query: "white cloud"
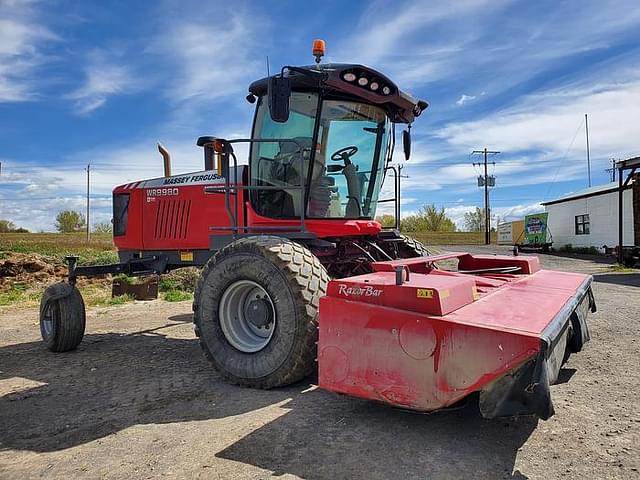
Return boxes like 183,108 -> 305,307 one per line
456,94 -> 476,106
0,119 -> 257,231
437,77 -> 640,161
0,194 -> 113,232
152,11 -> 264,105
67,50 -> 141,114
0,0 -> 57,102
335,0 -> 640,100
334,0 -> 499,88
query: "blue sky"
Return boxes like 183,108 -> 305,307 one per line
1,0 -> 639,231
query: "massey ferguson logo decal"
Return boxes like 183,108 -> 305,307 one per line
162,173 -> 222,185
337,284 -> 383,297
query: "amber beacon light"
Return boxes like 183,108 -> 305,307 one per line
312,39 -> 326,63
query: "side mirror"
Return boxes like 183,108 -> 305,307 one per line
268,75 -> 291,123
402,129 -> 411,160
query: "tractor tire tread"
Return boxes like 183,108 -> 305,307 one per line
193,235 -> 329,389
398,234 -> 430,257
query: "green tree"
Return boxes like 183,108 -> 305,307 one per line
417,204 -> 457,232
0,220 -> 27,233
0,219 -> 16,233
55,210 -> 86,233
375,214 -> 396,228
399,204 -> 457,232
93,222 -> 113,234
463,207 -> 485,232
400,215 -> 422,232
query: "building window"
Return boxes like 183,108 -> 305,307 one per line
575,214 -> 590,235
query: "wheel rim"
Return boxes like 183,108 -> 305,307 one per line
41,301 -> 56,337
219,280 -> 276,353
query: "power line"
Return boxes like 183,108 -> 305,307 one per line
543,118 -> 585,200
0,194 -> 110,202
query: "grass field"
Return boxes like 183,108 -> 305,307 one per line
409,231 -> 498,245
0,232 -> 117,264
0,230 -> 496,259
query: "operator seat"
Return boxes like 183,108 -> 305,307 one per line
261,137 -> 333,218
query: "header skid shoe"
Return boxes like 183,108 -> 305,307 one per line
318,252 -> 595,419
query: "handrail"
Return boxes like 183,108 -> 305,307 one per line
204,138 -> 308,236
377,165 -> 400,230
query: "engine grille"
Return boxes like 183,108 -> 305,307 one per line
154,199 -> 191,239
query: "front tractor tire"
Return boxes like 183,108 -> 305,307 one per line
193,236 -> 329,388
39,282 -> 86,352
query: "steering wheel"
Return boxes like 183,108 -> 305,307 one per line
330,146 -> 358,165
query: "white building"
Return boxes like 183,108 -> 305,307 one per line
541,180 -> 638,251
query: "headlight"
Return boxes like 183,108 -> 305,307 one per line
370,82 -> 379,91
358,77 -> 369,86
343,72 -> 356,82
382,86 -> 391,95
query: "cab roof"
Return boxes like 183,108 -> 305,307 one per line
248,63 -> 428,124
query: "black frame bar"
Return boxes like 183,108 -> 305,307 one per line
616,156 -> 640,263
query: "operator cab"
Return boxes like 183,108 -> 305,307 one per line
246,59 -> 428,223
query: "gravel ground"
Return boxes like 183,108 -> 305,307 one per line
0,246 -> 638,479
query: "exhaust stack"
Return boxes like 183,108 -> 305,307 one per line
158,142 -> 171,177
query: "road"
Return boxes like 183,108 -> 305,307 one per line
1,247 -> 638,479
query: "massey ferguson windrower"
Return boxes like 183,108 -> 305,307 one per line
40,41 -> 595,419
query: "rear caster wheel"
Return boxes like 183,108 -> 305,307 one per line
40,282 -> 86,352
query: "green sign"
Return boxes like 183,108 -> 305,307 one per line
524,213 -> 548,245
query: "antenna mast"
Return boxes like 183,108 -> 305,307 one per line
585,113 -> 591,187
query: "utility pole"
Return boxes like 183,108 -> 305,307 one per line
472,148 -> 499,245
585,113 -> 591,187
86,164 -> 90,242
606,158 -> 617,183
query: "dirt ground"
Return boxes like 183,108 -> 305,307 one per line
1,246 -> 638,479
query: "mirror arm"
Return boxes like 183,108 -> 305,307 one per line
281,65 -> 328,83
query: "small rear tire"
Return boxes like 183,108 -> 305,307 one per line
40,282 -> 86,352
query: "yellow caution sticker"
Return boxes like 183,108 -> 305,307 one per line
180,251 -> 194,262
416,288 -> 434,299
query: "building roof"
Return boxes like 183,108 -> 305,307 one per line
541,182 -> 622,206
616,155 -> 640,170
